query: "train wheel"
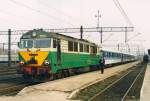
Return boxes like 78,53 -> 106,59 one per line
56,70 -> 63,79
46,73 -> 50,78
90,66 -> 96,71
66,69 -> 70,77
61,70 -> 65,78
22,73 -> 34,82
38,73 -> 47,81
64,69 -> 70,77
49,73 -> 56,80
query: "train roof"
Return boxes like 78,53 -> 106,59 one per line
102,48 -> 135,56
21,29 -> 98,46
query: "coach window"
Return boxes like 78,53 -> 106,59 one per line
108,52 -> 111,57
106,52 -> 108,57
80,43 -> 83,52
115,53 -> 117,58
119,54 -> 121,57
103,51 -> 106,57
111,53 -> 113,57
68,41 -> 73,51
116,53 -> 118,57
53,39 -> 57,48
74,42 -> 78,52
112,53 -> 114,57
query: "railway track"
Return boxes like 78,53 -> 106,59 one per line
88,63 -> 147,101
0,66 -> 18,76
0,76 -> 24,96
0,83 -> 28,96
0,77 -> 38,96
0,61 -> 137,96
0,82 -> 39,96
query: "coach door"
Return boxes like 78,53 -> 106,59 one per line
57,39 -> 61,65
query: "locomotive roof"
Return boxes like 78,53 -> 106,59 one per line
21,29 -> 98,46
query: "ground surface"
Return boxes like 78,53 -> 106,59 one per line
140,63 -> 150,101
0,61 -> 139,101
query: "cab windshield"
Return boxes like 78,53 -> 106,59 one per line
20,38 -> 51,48
34,39 -> 51,48
20,39 -> 33,48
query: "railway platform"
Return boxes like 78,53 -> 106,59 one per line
140,63 -> 150,101
0,61 -> 140,101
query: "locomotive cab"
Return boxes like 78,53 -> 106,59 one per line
18,29 -> 53,80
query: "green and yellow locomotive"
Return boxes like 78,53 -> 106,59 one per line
18,29 -> 100,81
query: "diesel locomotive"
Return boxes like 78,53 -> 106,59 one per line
18,29 -> 135,81
18,29 -> 100,81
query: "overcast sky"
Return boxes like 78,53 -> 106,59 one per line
0,0 -> 149,53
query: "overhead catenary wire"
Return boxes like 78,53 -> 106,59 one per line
36,0 -> 80,25
127,33 -> 142,42
112,0 -> 143,48
8,0 -> 76,27
0,7 -> 34,29
0,8 -> 34,23
0,9 -> 35,28
0,26 -> 133,35
102,33 -> 114,43
112,0 -> 133,26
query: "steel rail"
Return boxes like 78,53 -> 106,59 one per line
0,83 -> 27,92
121,68 -> 144,101
0,82 -> 33,96
88,68 -> 135,101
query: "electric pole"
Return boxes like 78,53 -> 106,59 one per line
95,10 -> 102,44
95,10 -> 101,28
80,25 -> 83,39
125,27 -> 127,43
8,29 -> 11,67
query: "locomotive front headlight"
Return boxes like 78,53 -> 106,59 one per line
19,61 -> 24,65
32,32 -> 37,37
44,60 -> 50,65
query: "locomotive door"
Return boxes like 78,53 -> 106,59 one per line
57,39 -> 61,65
